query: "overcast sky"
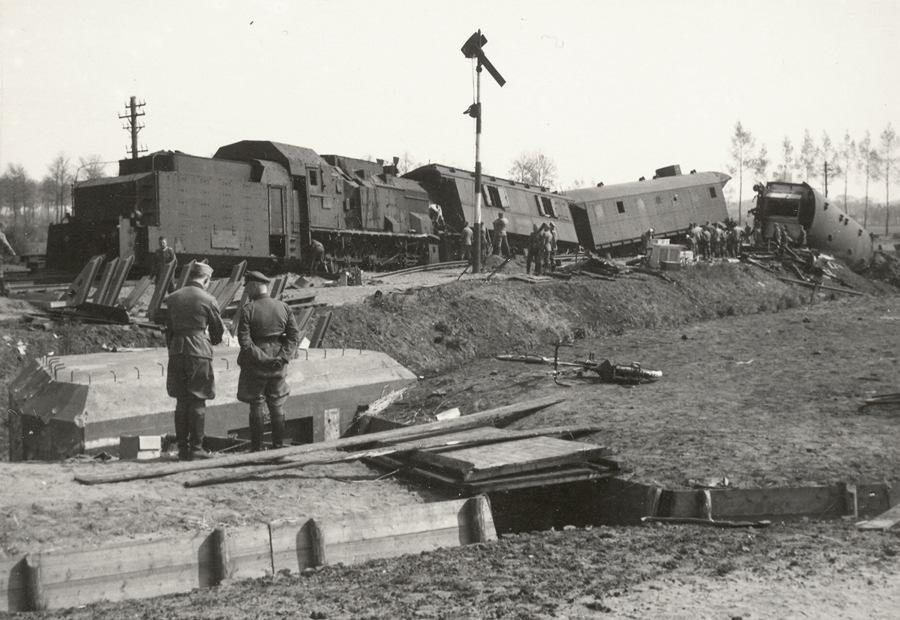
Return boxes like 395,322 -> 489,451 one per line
1,0 -> 898,201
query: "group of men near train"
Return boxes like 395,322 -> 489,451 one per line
684,219 -> 808,260
458,215 -> 559,274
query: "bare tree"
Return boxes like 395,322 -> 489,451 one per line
778,136 -> 795,181
881,123 -> 896,236
837,131 -> 856,209
77,155 -> 108,181
820,131 -> 841,196
508,151 -> 557,189
726,121 -> 761,225
798,129 -> 821,184
44,153 -> 73,222
857,131 -> 882,229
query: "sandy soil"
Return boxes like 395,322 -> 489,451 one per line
2,258 -> 900,618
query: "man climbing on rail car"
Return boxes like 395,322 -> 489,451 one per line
460,222 -> 473,263
165,262 -> 225,460
548,222 -> 559,272
308,239 -> 325,276
236,271 -> 301,451
493,213 -> 510,258
0,222 -> 17,296
153,236 -> 178,294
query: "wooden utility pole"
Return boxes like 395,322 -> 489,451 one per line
119,96 -> 147,159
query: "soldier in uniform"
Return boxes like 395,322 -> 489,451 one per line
237,271 -> 301,451
165,262 -> 225,460
153,236 -> 178,294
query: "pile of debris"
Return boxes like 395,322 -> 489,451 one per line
741,247 -> 864,297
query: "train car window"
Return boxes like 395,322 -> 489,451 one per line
708,187 -> 717,198
534,195 -> 547,216
498,187 -> 511,208
673,194 -> 679,202
482,186 -> 494,207
616,200 -> 625,214
488,186 -> 504,208
308,168 -> 319,187
541,196 -> 556,217
655,195 -> 662,205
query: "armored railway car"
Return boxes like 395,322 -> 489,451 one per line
751,181 -> 874,271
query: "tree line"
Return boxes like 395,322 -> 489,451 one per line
728,121 -> 898,234
0,153 -> 107,250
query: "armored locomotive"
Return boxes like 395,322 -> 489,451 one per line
48,141 -> 438,273
751,181 -> 874,271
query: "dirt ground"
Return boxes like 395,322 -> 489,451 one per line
3,257 -> 900,618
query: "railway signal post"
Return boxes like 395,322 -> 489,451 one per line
461,30 -> 505,273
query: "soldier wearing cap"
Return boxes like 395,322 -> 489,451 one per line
237,270 -> 301,451
165,261 -> 225,460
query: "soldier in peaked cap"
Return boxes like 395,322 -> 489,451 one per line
165,261 -> 225,460
237,270 -> 301,451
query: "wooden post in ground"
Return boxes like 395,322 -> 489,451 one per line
307,519 -> 327,568
210,527 -> 231,585
24,553 -> 45,611
467,495 -> 497,543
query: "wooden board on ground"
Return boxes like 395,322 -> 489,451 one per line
0,557 -> 27,612
318,496 -> 495,567
856,503 -> 900,531
409,435 -> 608,481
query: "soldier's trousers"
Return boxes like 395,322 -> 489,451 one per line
174,396 -> 206,458
249,400 -> 286,451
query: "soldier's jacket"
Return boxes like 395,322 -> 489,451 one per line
165,282 -> 225,358
237,295 -> 301,376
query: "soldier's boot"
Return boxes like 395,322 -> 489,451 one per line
249,403 -> 265,451
269,405 -> 285,449
174,400 -> 191,460
189,399 -> 210,459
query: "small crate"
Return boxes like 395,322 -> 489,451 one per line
119,435 -> 163,460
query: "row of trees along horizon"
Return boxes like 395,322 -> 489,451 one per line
727,122 -> 898,235
1,122 -> 898,254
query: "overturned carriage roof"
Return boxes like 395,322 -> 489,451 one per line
214,140 -> 326,176
564,171 -> 731,203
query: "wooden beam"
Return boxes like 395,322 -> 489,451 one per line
74,396 -> 566,484
183,425 -> 600,488
856,503 -> 900,531
24,554 -> 45,612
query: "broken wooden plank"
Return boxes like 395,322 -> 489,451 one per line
856,503 -> 900,531
121,276 -> 152,312
308,311 -> 332,348
776,276 -> 864,296
183,425 -> 601,488
91,258 -> 119,304
64,255 -> 104,307
74,396 -> 566,484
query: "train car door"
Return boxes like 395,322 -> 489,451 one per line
268,185 -> 287,257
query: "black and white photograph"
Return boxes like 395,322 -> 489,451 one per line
0,1 -> 899,617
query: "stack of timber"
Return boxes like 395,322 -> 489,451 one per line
36,255 -> 136,324
366,428 -> 619,494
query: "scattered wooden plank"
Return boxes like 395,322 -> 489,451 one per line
183,425 -> 601,488
74,396 -> 566,484
776,276 -> 864,296
319,496 -> 495,566
121,276 -> 152,311
91,258 -> 118,304
856,503 -> 900,531
410,436 -> 608,482
64,255 -> 104,307
146,260 -> 177,322
308,311 -> 333,348
0,557 -> 28,613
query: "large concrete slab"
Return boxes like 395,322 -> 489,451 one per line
9,347 -> 417,460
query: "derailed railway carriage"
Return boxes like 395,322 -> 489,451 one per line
752,181 -> 874,271
564,167 -> 731,254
